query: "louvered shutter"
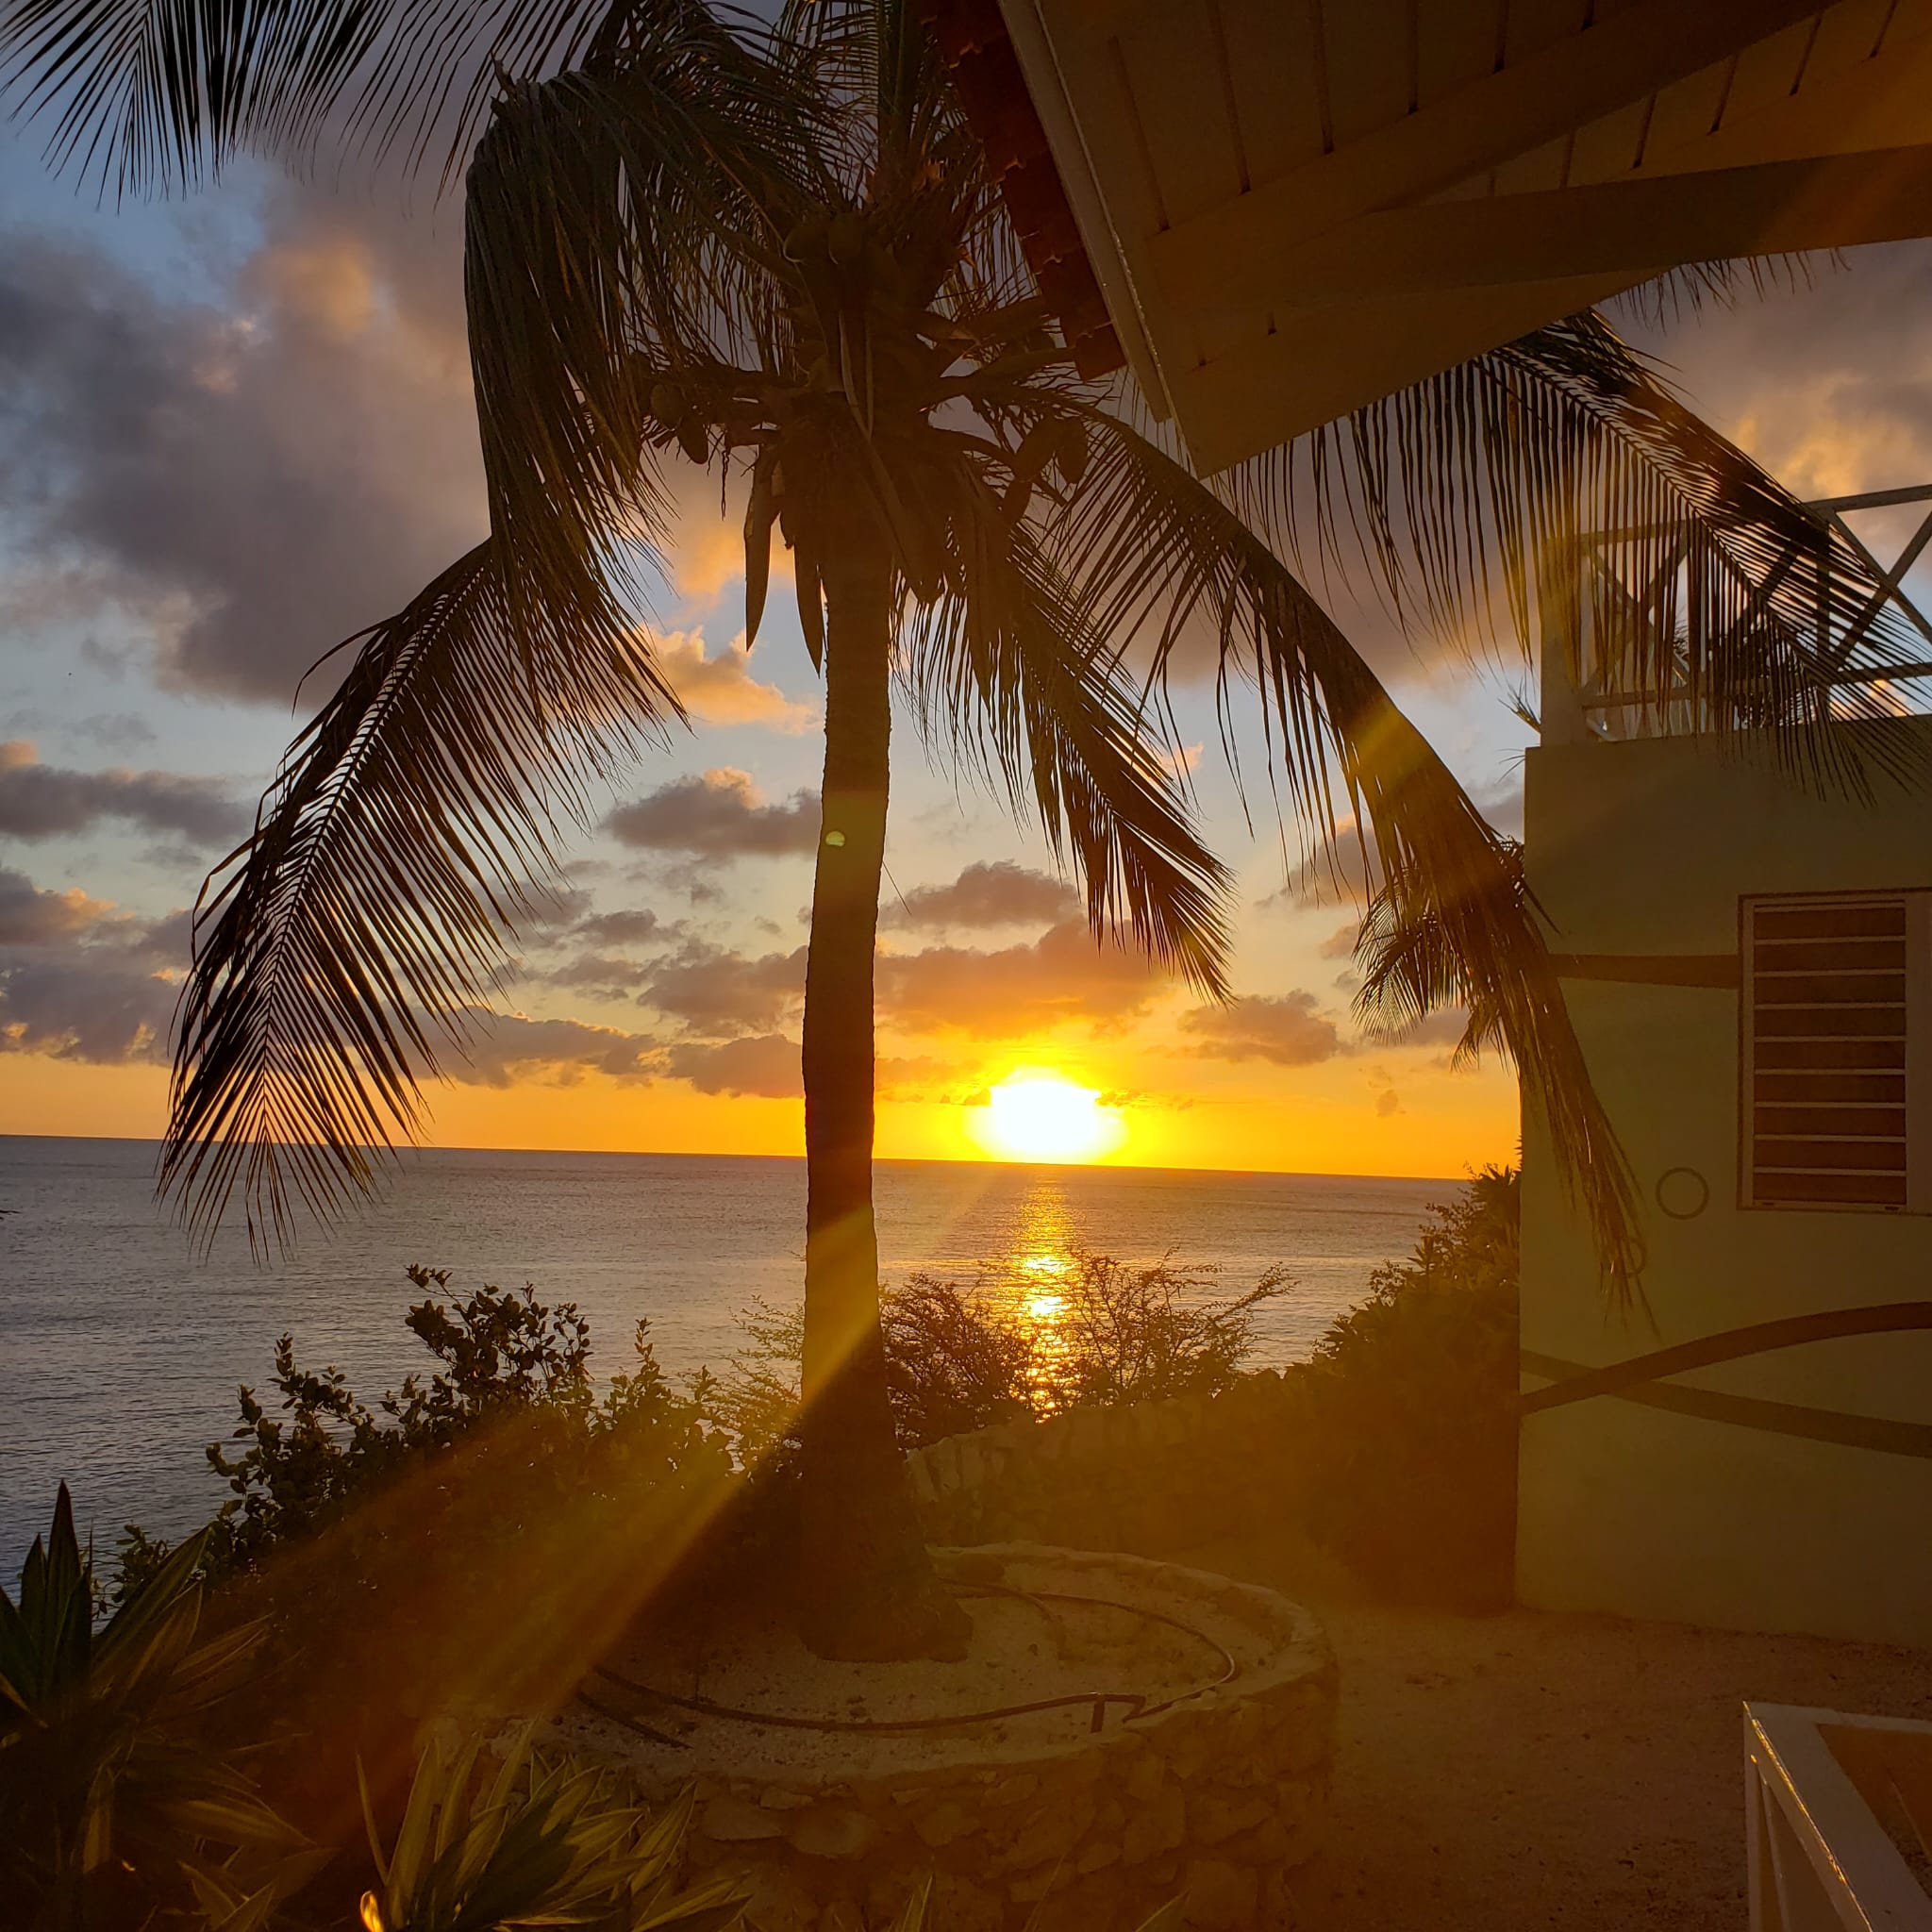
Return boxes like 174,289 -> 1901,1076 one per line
1742,893 -> 1932,1211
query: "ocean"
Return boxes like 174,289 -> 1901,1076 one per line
0,1136 -> 1453,1575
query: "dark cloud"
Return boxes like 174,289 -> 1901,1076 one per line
443,1012 -> 659,1088
883,860 -> 1078,931
537,953 -> 647,1001
0,866 -> 113,945
0,869 -> 186,1062
575,908 -> 665,946
0,184 -> 484,701
605,769 -> 818,859
664,1033 -> 802,1099
1176,991 -> 1341,1067
876,919 -> 1163,1037
641,940 -> 805,1038
1362,1005 -> 1471,1051
0,741 -> 247,844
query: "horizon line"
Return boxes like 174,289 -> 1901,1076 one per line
0,1128 -> 1467,1188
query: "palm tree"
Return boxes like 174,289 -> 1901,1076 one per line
3,0 -> 1910,1657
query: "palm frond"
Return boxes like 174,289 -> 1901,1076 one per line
1038,408 -> 1643,1299
895,440 -> 1233,997
460,36 -> 825,631
1221,309 -> 1924,793
160,540 -> 675,1250
0,0 -> 796,192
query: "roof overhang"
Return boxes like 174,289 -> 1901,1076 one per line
958,0 -> 1932,472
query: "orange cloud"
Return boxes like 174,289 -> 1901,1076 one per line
650,629 -> 816,734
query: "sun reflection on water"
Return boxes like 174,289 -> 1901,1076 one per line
1001,1185 -> 1081,1397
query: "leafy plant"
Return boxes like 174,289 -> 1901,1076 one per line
357,1724 -> 743,1932
0,1486 -> 317,1931
119,1271 -> 731,1595
1298,1166 -> 1521,1608
1029,1256 -> 1290,1411
708,1257 -> 1287,1455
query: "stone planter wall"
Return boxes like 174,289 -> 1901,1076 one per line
661,1546 -> 1336,1932
903,1374 -> 1306,1557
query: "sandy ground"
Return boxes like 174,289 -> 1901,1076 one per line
1182,1528 -> 1932,1930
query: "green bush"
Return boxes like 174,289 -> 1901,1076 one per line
1295,1165 -> 1520,1609
118,1268 -> 734,1597
1,1486 -> 320,1931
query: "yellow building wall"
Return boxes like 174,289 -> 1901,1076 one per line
1518,721 -> 1932,1647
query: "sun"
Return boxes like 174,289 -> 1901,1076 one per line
967,1071 -> 1126,1164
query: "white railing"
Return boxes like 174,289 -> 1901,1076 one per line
1540,485 -> 1932,745
1745,1703 -> 1932,1931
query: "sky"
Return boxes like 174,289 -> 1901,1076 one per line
5,122 -> 1932,1180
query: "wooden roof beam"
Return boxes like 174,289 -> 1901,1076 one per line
1170,146 -> 1932,316
1148,0 -> 1824,302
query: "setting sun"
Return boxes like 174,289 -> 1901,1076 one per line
967,1071 -> 1126,1164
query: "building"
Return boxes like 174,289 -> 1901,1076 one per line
1516,494 -> 1932,1646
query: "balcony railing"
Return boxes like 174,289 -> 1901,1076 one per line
1540,485 -> 1932,745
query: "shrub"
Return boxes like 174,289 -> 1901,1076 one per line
1295,1164 -> 1520,1608
708,1255 -> 1289,1455
356,1722 -> 742,1932
1,1486 -> 319,1930
1029,1254 -> 1289,1411
118,1268 -> 731,1595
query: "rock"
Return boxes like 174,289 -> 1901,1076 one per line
1122,1780 -> 1186,1865
992,1790 -> 1093,1872
786,1807 -> 878,1860
1124,1750 -> 1169,1807
1074,1838 -> 1123,1874
912,1799 -> 978,1850
702,1795 -> 787,1842
1182,1857 -> 1258,1930
741,1868 -> 822,1932
983,1773 -> 1040,1808
758,1788 -> 814,1810
1186,1790 -> 1273,1847
928,1872 -> 1003,1932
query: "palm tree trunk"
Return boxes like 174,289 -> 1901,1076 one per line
796,523 -> 972,1663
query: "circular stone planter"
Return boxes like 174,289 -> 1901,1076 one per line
562,1544 -> 1335,1932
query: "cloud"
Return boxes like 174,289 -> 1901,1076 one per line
536,953 -> 648,1001
1264,825 -> 1381,911
0,867 -> 115,945
651,629 -> 816,733
605,769 -> 818,859
641,940 -> 805,1038
1176,991 -> 1341,1067
444,1012 -> 660,1088
0,182 -> 483,702
883,860 -> 1078,931
664,1033 -> 802,1098
876,919 -> 1165,1037
1623,242 -> 1932,504
0,869 -> 186,1063
1316,921 -> 1358,961
1361,1005 -> 1471,1050
0,741 -> 247,844
575,908 -> 666,946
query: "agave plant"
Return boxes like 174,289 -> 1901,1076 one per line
358,1722 -> 743,1932
2,0 -> 1912,1661
0,1485 -> 317,1931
